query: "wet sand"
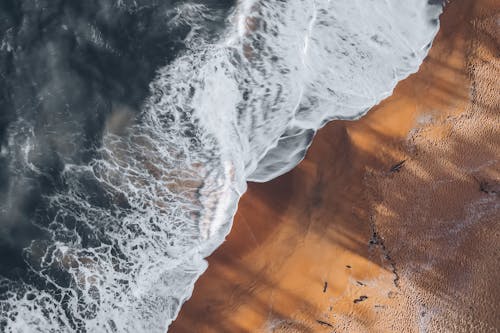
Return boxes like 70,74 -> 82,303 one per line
170,1 -> 500,332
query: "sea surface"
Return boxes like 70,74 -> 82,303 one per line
0,1 -> 442,332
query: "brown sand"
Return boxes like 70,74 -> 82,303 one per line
170,1 -> 500,332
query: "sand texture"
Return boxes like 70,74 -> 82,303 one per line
170,1 -> 500,332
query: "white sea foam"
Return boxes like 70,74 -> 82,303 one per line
1,1 -> 442,332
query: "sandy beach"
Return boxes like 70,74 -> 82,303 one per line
170,1 -> 500,332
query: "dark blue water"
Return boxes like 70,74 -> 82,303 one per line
0,0 -> 234,322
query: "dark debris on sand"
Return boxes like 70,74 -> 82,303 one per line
389,160 -> 406,173
316,320 -> 334,328
353,295 -> 368,304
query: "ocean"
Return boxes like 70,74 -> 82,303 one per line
0,0 -> 442,332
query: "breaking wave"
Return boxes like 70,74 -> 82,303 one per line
0,0 -> 442,332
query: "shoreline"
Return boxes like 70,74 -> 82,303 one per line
170,1 -> 499,332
